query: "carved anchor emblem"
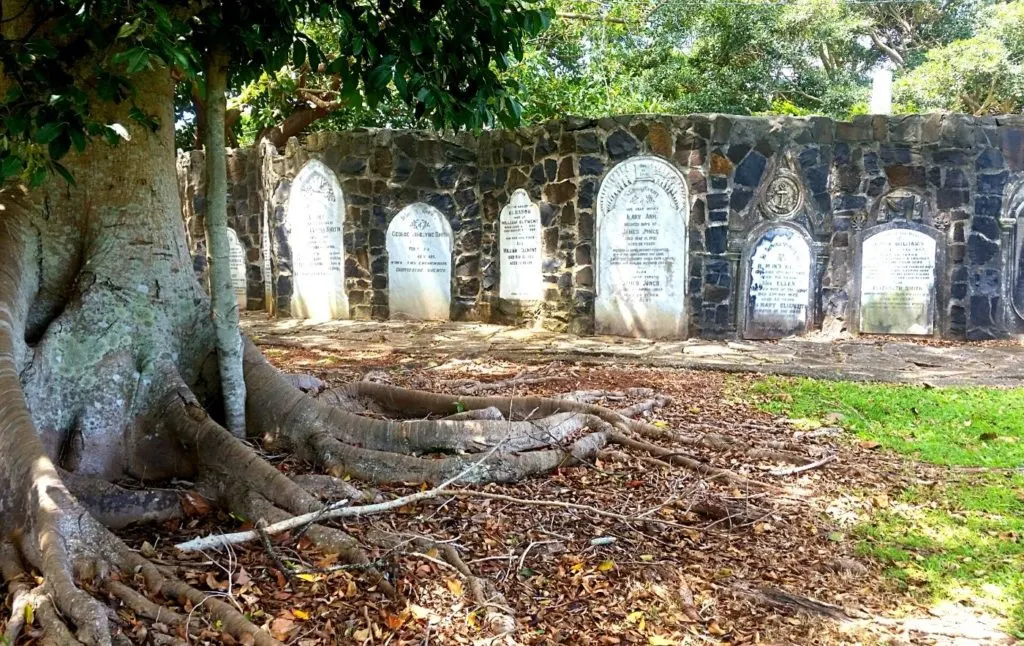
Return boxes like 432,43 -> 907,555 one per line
762,174 -> 802,219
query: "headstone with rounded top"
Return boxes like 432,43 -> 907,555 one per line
285,159 -> 347,320
387,203 -> 453,320
596,156 -> 689,338
499,189 -> 543,300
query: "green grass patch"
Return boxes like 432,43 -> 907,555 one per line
748,377 -> 1024,633
750,377 -> 1024,467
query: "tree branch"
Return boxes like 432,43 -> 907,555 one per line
870,31 -> 905,68
556,12 -> 633,26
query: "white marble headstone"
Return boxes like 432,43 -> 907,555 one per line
744,226 -> 811,339
261,203 -> 273,314
226,227 -> 248,311
596,156 -> 689,338
859,228 -> 937,335
499,189 -> 543,300
285,159 -> 348,320
387,203 -> 453,320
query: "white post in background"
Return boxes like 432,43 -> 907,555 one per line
871,68 -> 893,114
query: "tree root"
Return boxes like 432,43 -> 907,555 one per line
63,472 -> 183,529
292,473 -> 378,503
441,406 -> 505,421
158,373 -> 398,596
104,580 -> 193,637
606,432 -> 782,493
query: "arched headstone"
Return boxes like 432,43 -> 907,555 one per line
226,228 -> 248,311
387,203 -> 453,320
499,189 -> 543,300
741,224 -> 814,339
285,159 -> 347,320
855,223 -> 941,335
596,156 -> 689,338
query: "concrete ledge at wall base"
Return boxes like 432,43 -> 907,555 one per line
177,112 -> 1024,342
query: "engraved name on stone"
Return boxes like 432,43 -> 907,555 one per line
859,228 -> 937,335
499,189 -> 543,300
387,203 -> 453,320
285,159 -> 348,320
261,203 -> 273,313
226,227 -> 248,311
745,227 -> 811,338
596,156 -> 689,338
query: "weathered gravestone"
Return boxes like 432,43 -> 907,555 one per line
1004,180 -> 1024,322
226,227 -> 248,311
741,224 -> 813,339
387,203 -> 453,320
596,156 -> 689,338
499,189 -> 543,300
855,222 -> 940,335
261,203 -> 273,314
285,159 -> 347,320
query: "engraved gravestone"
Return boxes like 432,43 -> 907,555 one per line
285,159 -> 347,320
743,225 -> 812,339
262,203 -> 273,313
858,227 -> 937,335
387,203 -> 453,320
226,227 -> 248,311
499,189 -> 543,300
596,156 -> 689,338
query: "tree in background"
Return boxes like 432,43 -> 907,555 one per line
204,0 -> 1022,151
894,1 -> 1024,114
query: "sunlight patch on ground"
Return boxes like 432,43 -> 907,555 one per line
749,377 -> 1024,636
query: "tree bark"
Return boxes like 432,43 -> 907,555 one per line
202,47 -> 247,437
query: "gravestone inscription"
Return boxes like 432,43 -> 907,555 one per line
285,159 -> 348,320
743,226 -> 812,339
499,189 -> 543,300
596,156 -> 689,338
226,227 -> 248,311
387,203 -> 453,320
262,203 -> 273,313
859,227 -> 937,335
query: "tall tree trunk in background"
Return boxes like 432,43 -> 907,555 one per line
202,47 -> 247,437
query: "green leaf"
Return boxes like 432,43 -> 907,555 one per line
114,48 -> 153,75
69,128 -> 87,152
0,156 -> 24,181
292,39 -> 307,67
34,122 -> 63,145
117,19 -> 142,40
52,161 -> 76,186
48,133 -> 71,161
368,60 -> 394,90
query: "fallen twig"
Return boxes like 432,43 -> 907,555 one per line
769,454 -> 837,477
175,437 -> 508,553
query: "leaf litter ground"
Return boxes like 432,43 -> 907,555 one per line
92,346 -> 1016,645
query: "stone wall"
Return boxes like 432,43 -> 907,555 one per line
178,113 -> 1024,340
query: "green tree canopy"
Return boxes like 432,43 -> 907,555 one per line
2,0 -> 552,181
204,0 -> 1023,148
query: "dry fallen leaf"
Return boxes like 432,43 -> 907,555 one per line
270,617 -> 296,641
446,578 -> 464,597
